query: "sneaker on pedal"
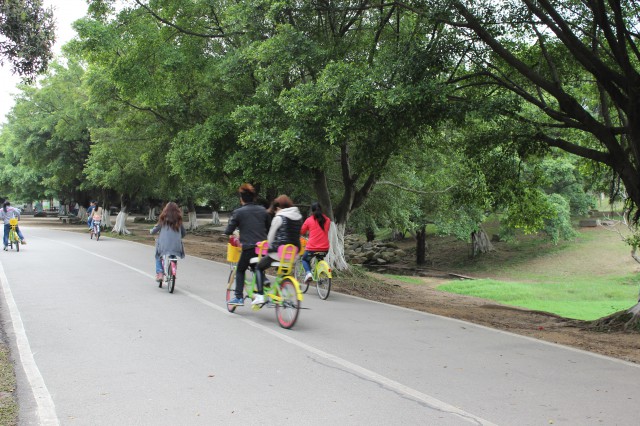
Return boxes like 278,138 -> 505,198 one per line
155,273 -> 164,282
21,240 -> 26,245
2,246 -> 7,251
252,294 -> 265,305
304,272 -> 313,283
228,297 -> 244,306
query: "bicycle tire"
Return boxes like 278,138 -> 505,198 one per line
168,273 -> 176,293
90,230 -> 93,239
15,239 -> 19,252
294,260 -> 309,294
275,278 -> 300,329
316,270 -> 331,300
96,229 -> 100,241
226,268 -> 237,313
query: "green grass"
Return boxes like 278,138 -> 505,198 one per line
437,275 -> 640,320
0,344 -> 17,426
385,275 -> 424,285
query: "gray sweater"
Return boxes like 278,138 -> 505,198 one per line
151,224 -> 186,258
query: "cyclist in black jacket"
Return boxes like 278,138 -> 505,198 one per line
224,184 -> 271,306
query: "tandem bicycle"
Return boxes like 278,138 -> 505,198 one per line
225,239 -> 303,329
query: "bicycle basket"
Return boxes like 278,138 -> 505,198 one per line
226,243 -> 242,263
8,218 -> 18,226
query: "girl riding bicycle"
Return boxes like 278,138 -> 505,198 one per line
150,202 -> 186,282
254,195 -> 303,305
300,202 -> 331,283
1,201 -> 26,250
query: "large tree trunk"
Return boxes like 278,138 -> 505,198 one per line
212,211 -> 221,226
326,222 -> 349,271
471,228 -> 494,257
146,206 -> 157,221
78,206 -> 88,222
186,199 -> 198,231
416,225 -> 427,265
111,195 -> 131,235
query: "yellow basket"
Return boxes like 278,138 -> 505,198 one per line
9,218 -> 18,226
299,237 -> 307,255
226,243 -> 242,263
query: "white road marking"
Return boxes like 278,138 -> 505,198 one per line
0,262 -> 60,426
57,239 -> 497,426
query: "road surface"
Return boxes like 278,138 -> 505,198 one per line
1,224 -> 639,425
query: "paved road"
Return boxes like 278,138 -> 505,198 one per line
1,225 -> 639,425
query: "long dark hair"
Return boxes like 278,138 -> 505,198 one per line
158,202 -> 183,231
311,202 -> 326,230
3,201 -> 9,212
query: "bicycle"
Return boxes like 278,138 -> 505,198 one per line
295,237 -> 332,299
90,220 -> 101,241
7,218 -> 20,252
225,240 -> 303,329
158,254 -> 178,293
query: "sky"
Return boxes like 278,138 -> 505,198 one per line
0,0 -> 89,124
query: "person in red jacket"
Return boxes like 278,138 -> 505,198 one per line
300,202 -> 331,283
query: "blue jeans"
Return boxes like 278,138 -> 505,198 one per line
3,224 -> 25,247
155,256 -> 163,274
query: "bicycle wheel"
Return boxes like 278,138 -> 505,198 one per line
90,229 -> 93,239
168,271 -> 176,293
275,278 -> 300,329
15,239 -> 19,252
316,270 -> 331,300
96,228 -> 100,241
294,259 -> 309,294
226,267 -> 237,312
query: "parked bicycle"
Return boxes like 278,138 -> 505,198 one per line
226,240 -> 303,329
158,254 -> 178,293
295,237 -> 332,299
7,218 -> 20,252
90,220 -> 101,241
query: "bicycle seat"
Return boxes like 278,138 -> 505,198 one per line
166,255 -> 178,260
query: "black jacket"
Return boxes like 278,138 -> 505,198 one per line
224,203 -> 271,249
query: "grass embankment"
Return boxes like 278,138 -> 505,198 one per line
399,224 -> 639,321
0,343 -> 18,425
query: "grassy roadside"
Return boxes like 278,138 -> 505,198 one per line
429,225 -> 640,320
0,342 -> 18,426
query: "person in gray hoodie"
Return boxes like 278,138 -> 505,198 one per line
150,202 -> 186,282
253,194 -> 302,306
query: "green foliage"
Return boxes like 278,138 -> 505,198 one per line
0,0 -> 55,79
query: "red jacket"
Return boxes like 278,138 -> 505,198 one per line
300,215 -> 330,251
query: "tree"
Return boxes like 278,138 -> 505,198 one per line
443,0 -> 640,324
0,0 -> 55,79
0,58 -> 94,206
445,0 -> 640,219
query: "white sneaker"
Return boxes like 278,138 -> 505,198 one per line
304,273 -> 313,283
252,294 -> 265,305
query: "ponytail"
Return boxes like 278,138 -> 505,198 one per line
311,202 -> 326,230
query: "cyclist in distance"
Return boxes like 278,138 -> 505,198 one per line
1,201 -> 26,250
91,205 -> 103,224
254,195 -> 303,305
224,183 -> 271,307
300,202 -> 331,283
150,202 -> 186,282
86,200 -> 96,230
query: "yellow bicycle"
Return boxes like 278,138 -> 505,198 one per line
8,218 -> 20,252
226,240 -> 303,329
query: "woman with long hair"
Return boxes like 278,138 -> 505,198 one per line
300,202 -> 331,282
150,202 -> 186,281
